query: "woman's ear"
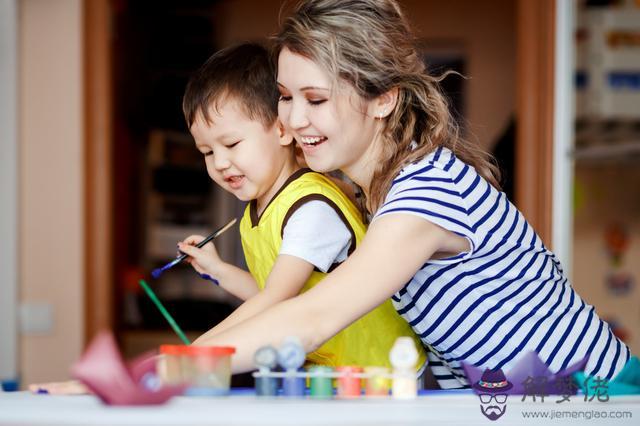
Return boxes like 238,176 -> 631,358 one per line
374,87 -> 399,119
277,120 -> 294,146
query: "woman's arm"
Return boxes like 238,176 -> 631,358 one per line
195,213 -> 451,372
193,255 -> 314,342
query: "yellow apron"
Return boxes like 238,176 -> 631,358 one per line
240,169 -> 426,369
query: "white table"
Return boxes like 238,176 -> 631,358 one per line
1,390 -> 639,425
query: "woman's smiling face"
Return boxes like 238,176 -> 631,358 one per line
276,48 -> 381,182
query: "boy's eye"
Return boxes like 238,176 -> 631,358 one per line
203,151 -> 213,157
227,140 -> 241,148
278,95 -> 292,102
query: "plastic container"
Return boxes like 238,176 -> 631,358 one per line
364,366 -> 390,397
336,366 -> 362,398
308,366 -> 334,399
159,345 -> 235,396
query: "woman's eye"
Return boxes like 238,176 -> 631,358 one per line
227,140 -> 241,148
204,151 -> 213,157
278,95 -> 292,102
308,99 -> 326,106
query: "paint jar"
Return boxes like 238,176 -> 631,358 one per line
157,345 -> 183,385
253,345 -> 279,397
336,366 -> 362,398
308,366 -> 334,399
364,366 -> 390,397
389,337 -> 419,399
159,345 -> 235,396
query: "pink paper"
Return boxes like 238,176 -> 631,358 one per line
71,330 -> 184,405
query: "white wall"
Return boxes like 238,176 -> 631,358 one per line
19,0 -> 85,386
0,0 -> 18,387
404,0 -> 516,150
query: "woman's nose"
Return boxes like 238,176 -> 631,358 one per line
286,101 -> 309,130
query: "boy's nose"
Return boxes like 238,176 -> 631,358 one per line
213,152 -> 231,171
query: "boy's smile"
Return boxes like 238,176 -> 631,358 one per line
190,97 -> 296,213
224,174 -> 245,189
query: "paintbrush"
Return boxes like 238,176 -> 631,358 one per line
151,217 -> 237,279
138,279 -> 191,345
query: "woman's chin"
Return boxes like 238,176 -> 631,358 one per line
303,157 -> 336,173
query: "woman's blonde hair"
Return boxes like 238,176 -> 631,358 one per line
274,0 -> 500,213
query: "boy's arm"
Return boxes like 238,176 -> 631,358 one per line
173,247 -> 314,342
189,214 -> 448,373
179,234 -> 258,301
210,262 -> 259,301
183,200 -> 350,346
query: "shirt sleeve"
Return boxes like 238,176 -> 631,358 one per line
279,200 -> 352,272
371,164 -> 477,264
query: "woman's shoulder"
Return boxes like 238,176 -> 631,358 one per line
392,147 -> 467,187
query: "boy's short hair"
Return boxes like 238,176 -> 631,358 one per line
183,43 -> 278,129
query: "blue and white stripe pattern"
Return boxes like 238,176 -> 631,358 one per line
373,147 -> 630,389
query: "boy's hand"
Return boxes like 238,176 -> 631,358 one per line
178,235 -> 224,277
29,380 -> 90,395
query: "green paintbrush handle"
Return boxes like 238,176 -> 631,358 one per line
138,279 -> 191,345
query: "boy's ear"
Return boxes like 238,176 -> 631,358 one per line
374,87 -> 399,119
277,120 -> 294,146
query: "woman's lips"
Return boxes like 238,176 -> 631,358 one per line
298,136 -> 327,154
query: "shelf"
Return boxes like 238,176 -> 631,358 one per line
575,8 -> 640,119
572,141 -> 640,162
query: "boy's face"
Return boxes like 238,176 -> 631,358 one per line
190,98 -> 292,205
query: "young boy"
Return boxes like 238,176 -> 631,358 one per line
178,43 -> 426,369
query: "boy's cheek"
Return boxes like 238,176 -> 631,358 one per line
208,172 -> 226,188
210,173 -> 225,186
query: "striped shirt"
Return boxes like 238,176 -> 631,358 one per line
372,147 -> 630,389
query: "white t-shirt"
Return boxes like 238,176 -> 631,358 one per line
279,200 -> 352,272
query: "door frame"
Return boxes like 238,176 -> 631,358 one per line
0,0 -> 19,385
84,0 -> 114,342
515,0 -> 555,246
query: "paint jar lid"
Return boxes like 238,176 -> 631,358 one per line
336,366 -> 363,373
160,344 -> 235,356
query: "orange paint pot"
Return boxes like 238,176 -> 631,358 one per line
158,345 -> 235,396
364,366 -> 390,397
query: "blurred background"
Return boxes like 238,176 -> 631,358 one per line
0,0 -> 638,389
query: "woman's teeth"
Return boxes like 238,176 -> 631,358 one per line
300,136 -> 326,146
